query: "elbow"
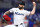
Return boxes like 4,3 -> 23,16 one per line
31,12 -> 35,15
32,13 -> 35,15
4,13 -> 6,15
4,11 -> 10,15
4,12 -> 7,15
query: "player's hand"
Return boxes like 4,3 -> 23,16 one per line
33,2 -> 36,6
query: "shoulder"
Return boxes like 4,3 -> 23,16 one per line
24,10 -> 30,12
23,10 -> 28,12
11,8 -> 19,10
23,10 -> 30,13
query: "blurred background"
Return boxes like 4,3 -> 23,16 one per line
0,0 -> 40,27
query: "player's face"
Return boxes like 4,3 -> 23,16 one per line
19,4 -> 24,9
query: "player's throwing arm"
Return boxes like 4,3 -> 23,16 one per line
30,2 -> 36,15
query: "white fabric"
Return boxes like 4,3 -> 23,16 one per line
9,8 -> 30,25
24,20 -> 29,27
4,24 -> 16,27
4,23 -> 25,27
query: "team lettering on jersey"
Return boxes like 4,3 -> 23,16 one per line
15,12 -> 24,16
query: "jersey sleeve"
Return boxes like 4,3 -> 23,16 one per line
25,10 -> 31,16
9,8 -> 14,13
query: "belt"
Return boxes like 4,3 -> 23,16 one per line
15,25 -> 18,26
15,23 -> 23,26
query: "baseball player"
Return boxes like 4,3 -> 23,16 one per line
3,2 -> 36,27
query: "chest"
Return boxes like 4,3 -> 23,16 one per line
14,10 -> 25,15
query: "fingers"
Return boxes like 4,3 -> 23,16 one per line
33,2 -> 36,6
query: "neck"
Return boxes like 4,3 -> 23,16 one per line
19,9 -> 24,10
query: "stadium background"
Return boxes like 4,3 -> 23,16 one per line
0,0 -> 40,27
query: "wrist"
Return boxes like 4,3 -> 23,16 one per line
33,5 -> 36,7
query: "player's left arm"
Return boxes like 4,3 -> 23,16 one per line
30,2 -> 36,15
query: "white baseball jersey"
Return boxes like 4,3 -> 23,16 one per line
9,8 -> 30,25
